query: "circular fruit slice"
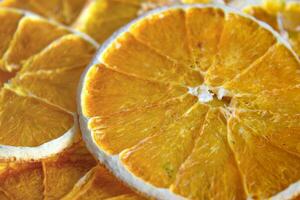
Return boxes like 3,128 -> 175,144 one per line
79,4 -> 300,200
0,141 -> 145,200
0,8 -> 97,160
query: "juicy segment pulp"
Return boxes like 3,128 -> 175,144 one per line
81,6 -> 300,200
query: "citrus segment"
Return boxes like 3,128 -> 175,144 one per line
224,44 -> 300,94
0,0 -> 88,25
82,64 -> 186,117
231,86 -> 300,114
230,110 -> 300,158
172,108 -> 246,200
62,165 -> 142,200
120,103 -> 209,187
0,162 -> 44,200
102,32 -> 202,86
244,1 -> 300,58
0,8 -> 97,160
129,8 -> 192,65
243,5 -> 279,31
2,17 -> 69,72
43,142 -> 96,200
19,34 -> 96,73
186,7 -> 224,72
0,9 -> 23,70
205,13 -> 276,86
89,95 -> 197,155
12,67 -> 85,112
75,0 -> 140,43
228,111 -> 300,198
0,87 -> 73,147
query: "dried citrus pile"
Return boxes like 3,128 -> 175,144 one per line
80,3 -> 300,200
0,7 -> 98,160
0,5 -> 145,200
0,0 -> 299,200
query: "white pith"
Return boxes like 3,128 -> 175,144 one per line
78,3 -> 300,200
0,7 -> 98,161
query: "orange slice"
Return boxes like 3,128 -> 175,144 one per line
0,0 -> 88,25
0,8 -> 97,160
80,5 -> 300,200
0,142 -> 146,200
62,165 -> 145,200
244,1 -> 300,57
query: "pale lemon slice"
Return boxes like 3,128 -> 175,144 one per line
0,8 -> 97,160
80,4 -> 300,200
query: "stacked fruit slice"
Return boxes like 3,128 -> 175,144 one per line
0,7 -> 147,200
244,0 -> 300,56
0,8 -> 98,160
0,141 -> 144,200
80,4 -> 300,200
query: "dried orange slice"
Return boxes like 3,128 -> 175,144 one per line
0,0 -> 88,25
0,0 -> 233,44
244,0 -> 300,56
0,8 -> 97,160
0,142 -> 145,200
80,5 -> 300,200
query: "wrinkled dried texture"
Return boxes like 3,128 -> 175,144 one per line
0,88 -> 73,147
2,17 -> 69,71
0,0 -> 88,25
82,6 -> 300,200
62,165 -> 145,200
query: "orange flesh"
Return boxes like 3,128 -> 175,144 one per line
82,7 -> 300,200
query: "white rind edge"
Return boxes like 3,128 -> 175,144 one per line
78,3 -> 300,200
0,7 -> 99,161
0,7 -> 99,49
0,113 -> 79,161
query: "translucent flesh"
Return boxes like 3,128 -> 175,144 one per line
228,110 -> 300,199
172,109 -> 246,200
83,64 -> 187,117
0,88 -> 73,147
224,44 -> 300,94
205,13 -> 276,86
120,103 -> 209,187
12,67 -> 86,112
231,86 -> 300,114
2,17 -> 69,71
81,6 -> 300,200
185,7 -> 224,72
129,9 -> 192,66
101,32 -> 203,87
19,34 -> 96,73
90,95 -> 197,155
